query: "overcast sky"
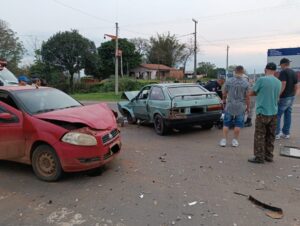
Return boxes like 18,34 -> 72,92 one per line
2,0 -> 300,73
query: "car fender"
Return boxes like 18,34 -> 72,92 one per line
150,110 -> 165,123
117,102 -> 136,119
25,131 -> 61,158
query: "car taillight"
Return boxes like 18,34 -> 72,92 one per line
207,104 -> 222,111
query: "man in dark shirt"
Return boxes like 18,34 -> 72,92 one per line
276,58 -> 298,139
204,75 -> 225,99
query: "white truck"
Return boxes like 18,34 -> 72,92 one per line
0,67 -> 18,86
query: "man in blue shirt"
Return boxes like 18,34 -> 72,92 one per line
248,62 -> 282,163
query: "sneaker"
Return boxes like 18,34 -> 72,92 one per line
275,133 -> 281,140
219,138 -> 227,147
282,134 -> 290,139
232,139 -> 239,147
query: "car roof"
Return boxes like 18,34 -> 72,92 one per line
0,86 -> 50,92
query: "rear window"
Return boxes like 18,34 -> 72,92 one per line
168,86 -> 206,96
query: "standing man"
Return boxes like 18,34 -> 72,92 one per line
276,58 -> 298,139
248,63 -> 281,163
219,66 -> 250,147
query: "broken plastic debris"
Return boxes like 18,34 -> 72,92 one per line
188,201 -> 198,206
280,146 -> 300,158
139,193 -> 144,199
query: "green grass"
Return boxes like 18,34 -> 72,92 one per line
72,92 -> 122,102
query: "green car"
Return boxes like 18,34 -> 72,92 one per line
117,83 -> 222,135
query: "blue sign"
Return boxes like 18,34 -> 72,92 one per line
268,47 -> 300,56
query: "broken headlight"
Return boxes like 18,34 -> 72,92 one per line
61,132 -> 97,146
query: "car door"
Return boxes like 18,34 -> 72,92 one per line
133,86 -> 151,120
148,86 -> 168,118
0,100 -> 25,159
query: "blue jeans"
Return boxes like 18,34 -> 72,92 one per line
223,112 -> 245,128
276,96 -> 295,135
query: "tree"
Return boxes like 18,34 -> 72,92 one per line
181,39 -> 195,73
97,38 -> 142,78
41,30 -> 98,91
196,62 -> 217,78
130,38 -> 150,63
147,33 -> 186,67
0,19 -> 24,73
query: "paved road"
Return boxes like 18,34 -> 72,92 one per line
0,98 -> 300,226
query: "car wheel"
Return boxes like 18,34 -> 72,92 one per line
202,123 -> 214,130
32,145 -> 63,182
125,111 -> 136,124
154,114 -> 168,135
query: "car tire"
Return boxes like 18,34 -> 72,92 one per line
125,110 -> 136,124
154,114 -> 169,135
32,145 -> 63,182
202,123 -> 214,130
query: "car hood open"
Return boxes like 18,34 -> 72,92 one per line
34,103 -> 115,130
121,91 -> 139,101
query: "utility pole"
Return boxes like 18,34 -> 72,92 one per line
115,22 -> 119,95
192,19 -> 198,77
226,45 -> 229,80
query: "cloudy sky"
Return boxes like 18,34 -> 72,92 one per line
2,0 -> 300,73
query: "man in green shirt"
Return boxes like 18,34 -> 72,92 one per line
248,62 -> 282,163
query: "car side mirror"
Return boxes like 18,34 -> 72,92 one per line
0,112 -> 15,122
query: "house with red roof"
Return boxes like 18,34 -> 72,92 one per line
131,64 -> 184,80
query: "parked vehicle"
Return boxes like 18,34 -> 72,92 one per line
0,86 -> 121,181
118,83 -> 222,135
0,68 -> 18,86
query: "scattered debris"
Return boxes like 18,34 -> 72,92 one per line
234,192 -> 283,219
280,146 -> 300,159
159,153 -> 167,163
188,201 -> 198,206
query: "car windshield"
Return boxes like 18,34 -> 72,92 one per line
0,68 -> 18,84
14,88 -> 82,114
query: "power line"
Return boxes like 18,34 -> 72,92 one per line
196,2 -> 300,22
50,0 -> 113,24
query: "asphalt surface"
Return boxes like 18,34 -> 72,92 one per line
0,98 -> 300,226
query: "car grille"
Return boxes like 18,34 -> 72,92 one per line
102,128 -> 119,144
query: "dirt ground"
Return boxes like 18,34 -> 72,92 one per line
0,98 -> 299,226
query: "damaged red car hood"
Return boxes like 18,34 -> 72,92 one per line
34,103 -> 115,130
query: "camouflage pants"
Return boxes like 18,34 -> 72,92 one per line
254,114 -> 277,160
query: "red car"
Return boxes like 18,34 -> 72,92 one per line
0,86 -> 121,181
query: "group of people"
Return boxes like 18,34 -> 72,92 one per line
18,75 -> 42,87
213,58 -> 298,164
